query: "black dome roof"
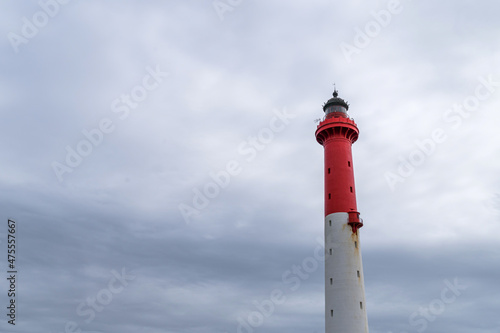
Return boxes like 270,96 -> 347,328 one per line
323,89 -> 349,112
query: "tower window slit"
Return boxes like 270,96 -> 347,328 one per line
350,186 -> 353,193
348,161 -> 351,167
360,302 -> 363,309
329,220 -> 331,226
357,270 -> 360,278
330,278 -> 333,285
354,241 -> 358,248
329,248 -> 332,255
328,168 -> 331,174
331,309 -> 333,317
328,193 -> 331,199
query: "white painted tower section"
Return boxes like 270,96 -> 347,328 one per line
325,212 -> 368,333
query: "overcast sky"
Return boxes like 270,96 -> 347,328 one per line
1,1 -> 499,333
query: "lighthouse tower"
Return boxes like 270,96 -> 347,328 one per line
315,89 -> 368,333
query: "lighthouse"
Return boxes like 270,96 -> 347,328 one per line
315,89 -> 369,333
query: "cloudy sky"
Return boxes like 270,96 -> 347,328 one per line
1,1 -> 500,332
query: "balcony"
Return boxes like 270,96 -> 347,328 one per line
348,211 -> 363,233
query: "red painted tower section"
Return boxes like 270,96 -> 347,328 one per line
315,90 -> 363,232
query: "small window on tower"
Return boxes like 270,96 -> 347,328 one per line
328,168 -> 331,174
328,193 -> 331,199
329,220 -> 331,226
330,278 -> 333,285
331,309 -> 333,317
354,241 -> 358,248
350,186 -> 353,193
360,302 -> 363,309
357,270 -> 360,278
348,161 -> 351,167
329,248 -> 332,255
